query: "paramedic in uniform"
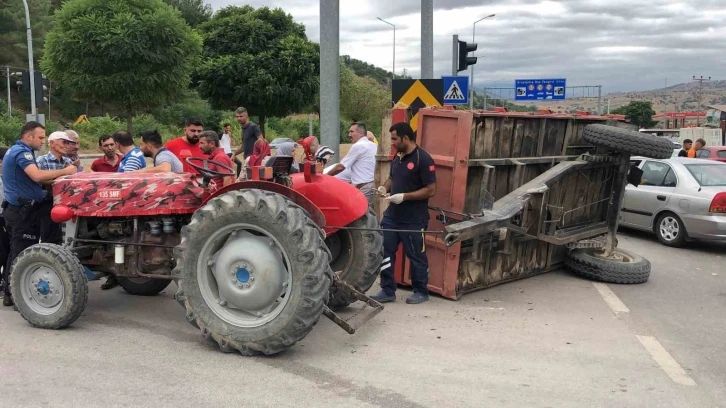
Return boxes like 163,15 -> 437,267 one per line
2,121 -> 76,306
371,122 -> 436,305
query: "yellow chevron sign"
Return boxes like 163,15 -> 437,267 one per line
391,79 -> 443,131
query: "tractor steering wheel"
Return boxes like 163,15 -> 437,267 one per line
186,157 -> 235,180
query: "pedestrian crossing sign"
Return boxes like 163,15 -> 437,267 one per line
442,76 -> 469,105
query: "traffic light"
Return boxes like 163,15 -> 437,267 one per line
13,70 -> 47,107
452,35 -> 478,74
457,40 -> 478,72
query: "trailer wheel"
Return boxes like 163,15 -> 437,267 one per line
173,189 -> 332,356
118,277 -> 172,296
326,208 -> 383,310
565,248 -> 650,284
10,243 -> 88,329
583,124 -> 674,159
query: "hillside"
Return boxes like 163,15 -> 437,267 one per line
341,55 -> 411,85
506,80 -> 726,114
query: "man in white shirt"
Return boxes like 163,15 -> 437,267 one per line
221,123 -> 241,177
327,122 -> 377,206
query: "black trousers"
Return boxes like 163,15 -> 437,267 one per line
3,204 -> 41,296
227,153 -> 242,177
39,199 -> 63,245
0,216 -> 10,294
379,216 -> 430,296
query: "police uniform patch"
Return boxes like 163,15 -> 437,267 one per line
24,152 -> 33,161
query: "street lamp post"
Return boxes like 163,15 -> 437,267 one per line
22,0 -> 37,120
470,14 -> 495,109
377,17 -> 395,83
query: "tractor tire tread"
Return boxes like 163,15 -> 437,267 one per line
583,124 -> 674,160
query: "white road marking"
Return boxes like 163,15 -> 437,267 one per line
636,335 -> 696,386
592,282 -> 630,313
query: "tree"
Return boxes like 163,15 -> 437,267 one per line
194,6 -> 319,132
0,0 -> 53,68
41,0 -> 202,132
612,101 -> 657,128
340,63 -> 389,135
163,0 -> 212,27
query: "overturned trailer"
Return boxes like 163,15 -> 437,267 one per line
375,108 -> 673,299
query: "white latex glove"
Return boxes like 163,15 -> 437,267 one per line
385,193 -> 404,204
377,186 -> 387,196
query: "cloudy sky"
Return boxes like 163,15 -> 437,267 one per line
208,0 -> 725,93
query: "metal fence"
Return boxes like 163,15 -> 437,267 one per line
479,85 -> 603,114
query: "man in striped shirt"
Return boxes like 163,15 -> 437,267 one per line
36,131 -> 76,244
113,131 -> 146,172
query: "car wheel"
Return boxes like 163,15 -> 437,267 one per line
655,213 -> 687,247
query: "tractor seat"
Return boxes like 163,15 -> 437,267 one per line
265,155 -> 296,175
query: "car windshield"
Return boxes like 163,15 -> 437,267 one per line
684,164 -> 726,186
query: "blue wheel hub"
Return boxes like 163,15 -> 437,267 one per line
37,279 -> 50,296
235,267 -> 250,283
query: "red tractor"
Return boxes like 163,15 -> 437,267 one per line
9,157 -> 384,356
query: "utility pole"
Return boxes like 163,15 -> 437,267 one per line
320,0 -> 340,163
692,75 -> 710,126
451,35 -> 459,76
421,0 -> 433,79
22,0 -> 37,121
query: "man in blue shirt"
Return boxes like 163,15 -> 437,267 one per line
2,121 -> 76,306
112,130 -> 146,172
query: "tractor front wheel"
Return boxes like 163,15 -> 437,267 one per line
10,243 -> 88,329
173,189 -> 332,356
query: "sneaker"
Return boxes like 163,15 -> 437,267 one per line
405,292 -> 429,304
3,294 -> 13,307
370,289 -> 396,303
101,275 -> 119,290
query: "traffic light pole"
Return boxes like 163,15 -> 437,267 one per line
451,35 -> 459,76
22,0 -> 37,120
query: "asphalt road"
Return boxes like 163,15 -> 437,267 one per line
0,230 -> 723,407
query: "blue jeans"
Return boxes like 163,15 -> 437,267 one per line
379,216 -> 429,296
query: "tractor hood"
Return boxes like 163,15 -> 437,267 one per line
53,172 -> 205,217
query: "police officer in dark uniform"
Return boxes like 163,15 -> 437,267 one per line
2,121 -> 76,306
371,122 -> 437,305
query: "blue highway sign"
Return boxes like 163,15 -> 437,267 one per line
442,76 -> 469,105
514,78 -> 566,101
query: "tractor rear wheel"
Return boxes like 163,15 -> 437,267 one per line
325,208 -> 383,310
118,277 -> 172,296
582,124 -> 674,159
173,189 -> 332,356
10,243 -> 88,329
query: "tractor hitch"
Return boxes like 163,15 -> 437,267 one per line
323,273 -> 384,334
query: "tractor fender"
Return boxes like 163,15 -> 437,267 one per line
202,181 -> 327,230
289,173 -> 369,235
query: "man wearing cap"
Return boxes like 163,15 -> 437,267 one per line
35,131 -> 77,244
2,122 -> 76,306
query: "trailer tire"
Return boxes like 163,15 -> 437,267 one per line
583,124 -> 674,159
10,243 -> 88,329
118,277 -> 172,296
173,189 -> 332,356
325,208 -> 384,310
565,248 -> 650,284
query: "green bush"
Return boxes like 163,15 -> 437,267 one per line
0,115 -> 24,146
